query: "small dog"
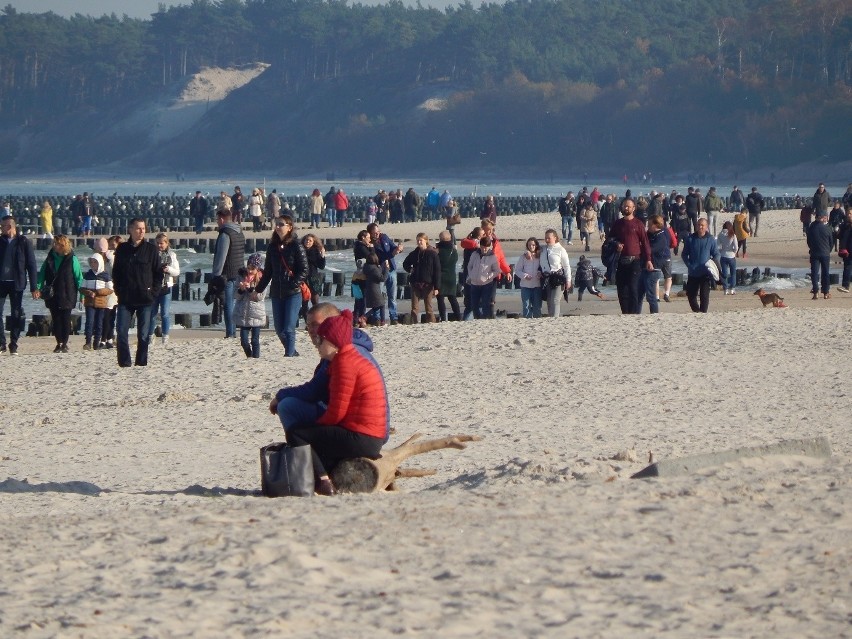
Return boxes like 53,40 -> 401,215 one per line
754,288 -> 787,308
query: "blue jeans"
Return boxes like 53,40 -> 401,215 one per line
720,256 -> 736,291
240,326 -> 261,358
223,278 -> 237,338
84,306 -> 105,343
842,257 -> 852,288
311,214 -> 321,227
520,286 -> 542,318
643,269 -> 662,313
561,216 -> 574,243
148,287 -> 172,338
326,208 -> 336,226
385,269 -> 398,320
469,281 -> 495,319
0,284 -> 24,346
116,303 -> 152,367
270,293 -> 302,355
277,396 -> 325,434
810,255 -> 830,294
195,215 -> 204,234
335,210 -> 345,226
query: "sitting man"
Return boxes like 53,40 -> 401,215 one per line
269,302 -> 390,441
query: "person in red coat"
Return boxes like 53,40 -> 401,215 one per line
287,309 -> 387,495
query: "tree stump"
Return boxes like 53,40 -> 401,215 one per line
331,433 -> 482,493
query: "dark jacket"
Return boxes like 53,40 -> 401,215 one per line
685,192 -> 703,216
41,250 -> 81,311
746,192 -> 764,216
304,245 -> 326,293
648,228 -> 671,269
362,263 -> 388,309
112,240 -> 162,306
403,246 -> 441,289
0,233 -> 38,291
190,195 -> 208,219
436,240 -> 458,296
256,238 -> 308,299
212,223 -> 246,281
807,221 -> 834,257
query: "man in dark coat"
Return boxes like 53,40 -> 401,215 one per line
0,215 -> 39,354
112,218 -> 161,367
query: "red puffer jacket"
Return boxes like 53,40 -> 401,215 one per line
318,344 -> 387,438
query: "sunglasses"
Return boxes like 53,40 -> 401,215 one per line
275,222 -> 289,228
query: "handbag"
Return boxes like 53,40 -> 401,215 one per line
448,212 -> 462,226
260,443 -> 314,497
278,247 -> 311,301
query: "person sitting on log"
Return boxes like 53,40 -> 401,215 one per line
268,302 -> 390,440
286,309 -> 388,496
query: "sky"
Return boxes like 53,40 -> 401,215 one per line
15,0 -> 461,19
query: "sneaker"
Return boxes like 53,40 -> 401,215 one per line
9,344 -> 17,355
663,294 -> 670,303
731,289 -> 736,295
837,287 -> 849,293
567,241 -> 573,245
104,340 -> 115,349
60,344 -> 69,353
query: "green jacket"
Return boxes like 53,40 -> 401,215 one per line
436,241 -> 458,296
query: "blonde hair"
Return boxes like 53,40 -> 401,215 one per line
53,234 -> 72,255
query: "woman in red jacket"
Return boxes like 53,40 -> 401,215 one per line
287,309 -> 387,495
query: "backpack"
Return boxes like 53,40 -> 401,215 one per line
667,226 -> 678,249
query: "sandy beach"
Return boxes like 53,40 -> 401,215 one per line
1,208 -> 851,637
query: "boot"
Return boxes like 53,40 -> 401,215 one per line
83,339 -> 92,351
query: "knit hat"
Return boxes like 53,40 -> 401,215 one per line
317,310 -> 353,348
247,252 -> 265,270
95,237 -> 108,252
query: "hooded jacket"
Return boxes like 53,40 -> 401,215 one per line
81,253 -> 114,309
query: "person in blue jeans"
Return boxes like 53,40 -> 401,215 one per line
211,209 -> 246,339
717,221 -> 738,295
368,223 -> 403,323
254,215 -> 308,356
148,233 -> 180,346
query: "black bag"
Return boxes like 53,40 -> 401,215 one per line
543,270 -> 566,289
260,443 -> 314,497
41,284 -> 53,304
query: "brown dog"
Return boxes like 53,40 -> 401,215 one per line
754,288 -> 787,308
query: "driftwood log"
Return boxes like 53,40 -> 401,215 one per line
331,433 -> 482,493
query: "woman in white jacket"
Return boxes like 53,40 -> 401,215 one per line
149,232 -> 181,346
514,237 -> 542,318
249,188 -> 265,232
539,229 -> 572,317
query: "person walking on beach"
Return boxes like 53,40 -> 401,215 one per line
80,253 -> 113,350
643,215 -> 670,312
211,208 -> 246,340
190,191 -> 207,235
0,215 -> 39,355
730,186 -> 744,212
231,186 -> 245,225
682,218 -> 720,313
403,232 -> 441,324
836,206 -> 852,293
112,219 -> 161,366
39,201 -> 54,238
254,215 -> 308,357
436,230 -> 461,322
704,187 -> 725,236
684,187 -> 703,233
579,202 -> 597,252
362,253 -> 389,326
266,189 -> 281,222
368,223 -> 403,324
746,187 -> 765,238
234,252 -> 267,358
733,207 -> 751,258
807,211 -> 833,300
148,232 -> 180,346
813,183 -> 831,217
301,234 -> 326,321
717,221 -> 738,295
479,195 -> 497,225
558,191 -> 576,245
515,237 -> 542,318
608,198 -> 653,315
38,234 -> 83,353
539,229 -> 572,318
574,254 -> 605,302
466,236 -> 501,319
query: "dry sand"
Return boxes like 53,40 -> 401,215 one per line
1,208 -> 851,637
